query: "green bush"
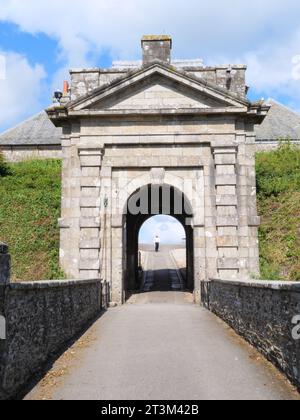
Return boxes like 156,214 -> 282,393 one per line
257,142 -> 300,281
0,159 -> 64,281
256,140 -> 300,197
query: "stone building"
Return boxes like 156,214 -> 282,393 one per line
254,98 -> 300,150
0,111 -> 62,162
44,36 -> 269,304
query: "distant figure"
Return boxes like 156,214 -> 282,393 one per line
154,235 -> 160,253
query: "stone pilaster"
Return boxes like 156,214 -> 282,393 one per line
237,139 -> 260,278
203,154 -> 218,281
99,166 -> 113,288
193,169 -> 206,303
78,149 -> 103,280
59,125 -> 82,278
213,146 -> 239,280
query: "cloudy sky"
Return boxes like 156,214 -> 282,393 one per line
139,216 -> 186,245
0,0 -> 300,133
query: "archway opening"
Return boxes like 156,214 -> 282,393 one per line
123,184 -> 194,300
139,215 -> 187,292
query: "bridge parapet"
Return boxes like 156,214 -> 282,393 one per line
0,243 -> 10,286
0,248 -> 103,400
202,279 -> 300,392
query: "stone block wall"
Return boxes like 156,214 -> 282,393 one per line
186,65 -> 247,98
0,245 -> 102,400
70,68 -> 128,101
202,279 -> 300,391
1,146 -> 62,162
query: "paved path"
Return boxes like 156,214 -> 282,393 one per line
141,248 -> 184,292
25,250 -> 299,400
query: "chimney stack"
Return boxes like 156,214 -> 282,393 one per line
141,35 -> 172,66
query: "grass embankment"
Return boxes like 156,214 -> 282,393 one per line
0,158 -> 63,281
256,143 -> 300,280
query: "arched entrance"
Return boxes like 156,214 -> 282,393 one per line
123,184 -> 194,300
51,35 -> 264,308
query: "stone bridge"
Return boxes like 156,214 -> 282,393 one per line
0,244 -> 300,400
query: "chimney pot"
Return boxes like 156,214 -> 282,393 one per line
63,81 -> 69,95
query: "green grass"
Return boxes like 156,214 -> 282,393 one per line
256,142 -> 300,281
0,158 -> 64,281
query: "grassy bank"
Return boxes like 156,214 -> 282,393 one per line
256,142 -> 300,280
0,159 -> 63,281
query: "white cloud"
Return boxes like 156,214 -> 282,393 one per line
210,27 -> 300,102
1,0 -> 300,120
139,216 -> 185,245
0,54 -> 6,79
0,50 -> 46,129
1,0 -> 300,65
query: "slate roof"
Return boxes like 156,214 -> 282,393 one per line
255,99 -> 300,140
1,99 -> 300,147
0,111 -> 61,146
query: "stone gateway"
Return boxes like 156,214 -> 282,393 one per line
48,36 -> 269,304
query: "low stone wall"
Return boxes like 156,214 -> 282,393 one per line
256,140 -> 300,152
2,145 -> 62,162
201,279 -> 300,391
0,245 -> 102,400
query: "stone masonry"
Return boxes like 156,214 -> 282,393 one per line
0,244 -> 102,400
202,279 -> 300,391
47,35 -> 269,304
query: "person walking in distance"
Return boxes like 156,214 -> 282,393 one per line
154,235 -> 160,253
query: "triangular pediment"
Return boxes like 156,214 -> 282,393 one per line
68,64 -> 249,113
90,75 -> 226,111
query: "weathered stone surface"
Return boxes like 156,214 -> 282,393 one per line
216,216 -> 239,227
142,35 -> 172,65
79,259 -> 100,270
216,195 -> 238,206
215,175 -> 237,186
0,278 -> 102,400
0,244 -> 10,286
80,217 -> 101,228
202,279 -> 300,392
217,236 -> 239,247
217,258 -> 239,270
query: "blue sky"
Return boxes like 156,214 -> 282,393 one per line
1,0 -> 300,133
